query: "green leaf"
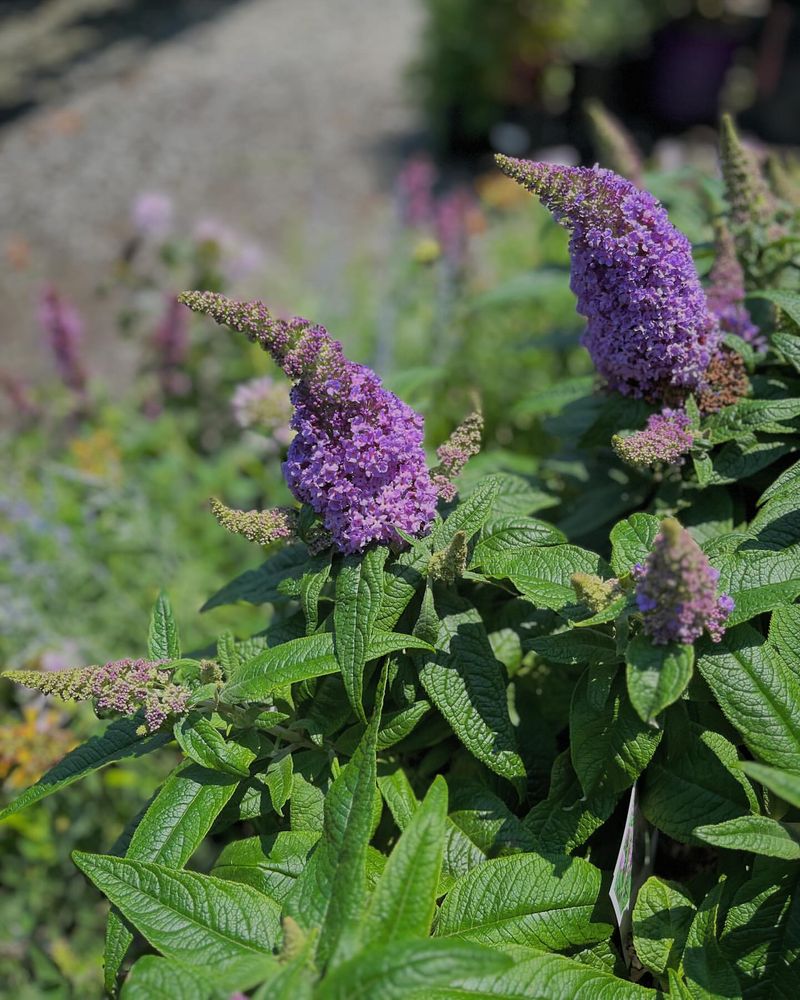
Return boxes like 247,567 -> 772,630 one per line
471,516 -> 566,570
413,949 -> 660,999
751,288 -> 800,327
758,458 -> 800,506
625,635 -> 694,722
694,815 -> 800,860
523,752 -> 617,855
105,764 -> 240,992
697,624 -> 800,772
334,546 -> 389,721
298,550 -> 332,634
641,728 -> 756,845
148,591 -> 181,660
315,939 -> 511,1000
416,595 -> 525,790
448,782 -> 537,857
375,543 -> 431,632
683,880 -> 741,999
529,629 -> 619,667
212,830 -> 319,903
285,673 -> 384,968
0,716 -> 170,822
721,858 -> 800,998
201,544 -> 309,611
632,876 -> 695,976
362,775 -> 448,947
738,761 -> 800,809
263,754 -> 294,816
610,513 -> 661,576
482,544 -> 610,612
570,669 -> 662,795
73,853 -> 280,981
489,473 -> 557,516
436,852 -> 612,950
120,956 -> 214,999
174,714 -> 256,776
710,438 -> 794,485
433,476 -> 500,548
221,631 -> 432,704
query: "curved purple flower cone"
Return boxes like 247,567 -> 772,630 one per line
496,157 -> 720,400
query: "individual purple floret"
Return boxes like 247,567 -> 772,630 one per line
178,292 -> 438,553
706,221 -> 765,351
633,518 -> 733,645
91,658 -> 189,733
37,285 -> 87,396
613,408 -> 694,468
131,192 -> 174,240
496,157 -> 720,400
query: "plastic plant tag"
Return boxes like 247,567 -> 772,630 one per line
609,781 -> 656,967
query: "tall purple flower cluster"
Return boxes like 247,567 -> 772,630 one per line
178,292 -> 438,553
633,518 -> 734,645
37,285 -> 87,396
706,222 -> 765,351
613,408 -> 694,468
496,157 -> 720,400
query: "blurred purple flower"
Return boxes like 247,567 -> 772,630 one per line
706,221 -> 765,350
37,285 -> 87,396
396,154 -> 437,229
131,192 -> 174,240
231,375 -> 293,453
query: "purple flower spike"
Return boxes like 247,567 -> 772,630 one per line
38,285 -> 87,396
178,291 -> 438,553
496,156 -> 720,401
706,221 -> 765,351
633,518 -> 733,645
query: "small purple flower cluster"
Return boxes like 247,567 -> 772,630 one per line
706,222 -> 765,351
432,409 -> 484,501
178,292 -> 438,553
613,408 -> 694,468
633,518 -> 734,645
496,157 -> 720,400
91,658 -> 189,732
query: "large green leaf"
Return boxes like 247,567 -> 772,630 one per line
625,635 -> 694,722
632,877 -> 695,977
416,595 -> 525,789
412,950 -> 660,999
173,715 -> 256,776
221,631 -> 432,704
120,956 -> 215,999
721,859 -> 800,999
528,629 -> 619,667
362,775 -> 448,947
433,477 -> 500,548
73,853 -> 280,983
570,669 -> 662,795
523,752 -> 618,855
334,546 -> 389,720
694,815 -> 800,860
285,677 -> 384,968
610,514 -> 661,576
697,625 -> 800,772
739,761 -> 800,809
105,764 -> 240,992
212,830 -> 319,903
315,939 -> 511,1000
201,544 -> 310,611
641,728 -> 757,845
0,716 -> 170,822
479,543 -> 609,612
683,881 -> 741,1000
470,516 -> 566,570
375,543 -> 431,632
148,592 -> 181,660
436,853 -> 612,951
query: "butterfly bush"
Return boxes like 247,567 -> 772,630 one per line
178,292 -> 438,553
37,286 -> 87,396
613,408 -> 694,468
633,518 -> 734,645
496,156 -> 720,401
706,221 -> 764,351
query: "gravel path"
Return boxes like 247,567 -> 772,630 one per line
0,0 -> 422,386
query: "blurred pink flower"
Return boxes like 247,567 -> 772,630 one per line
37,285 -> 87,395
131,192 -> 174,240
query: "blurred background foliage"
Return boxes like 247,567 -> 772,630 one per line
1,0 -> 798,994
